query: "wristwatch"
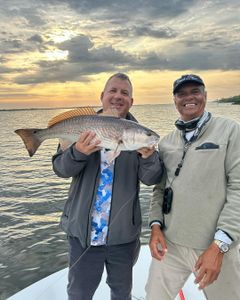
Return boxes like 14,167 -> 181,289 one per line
213,239 -> 230,253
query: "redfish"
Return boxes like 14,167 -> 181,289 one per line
15,107 -> 160,159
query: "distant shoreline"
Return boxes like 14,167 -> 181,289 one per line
0,103 -> 171,112
0,106 -> 100,112
215,95 -> 240,105
1,97 -> 239,111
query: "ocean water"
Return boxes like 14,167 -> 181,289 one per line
0,103 -> 240,300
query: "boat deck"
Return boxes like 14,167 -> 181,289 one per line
7,246 -> 206,300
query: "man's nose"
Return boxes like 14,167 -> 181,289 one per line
185,92 -> 195,100
113,91 -> 122,99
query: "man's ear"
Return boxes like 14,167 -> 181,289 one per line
130,98 -> 134,107
204,91 -> 207,103
100,91 -> 104,103
173,97 -> 177,107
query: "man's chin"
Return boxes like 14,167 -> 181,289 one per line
115,108 -> 126,118
109,106 -> 129,118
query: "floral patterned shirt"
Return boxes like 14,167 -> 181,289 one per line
91,149 -> 114,245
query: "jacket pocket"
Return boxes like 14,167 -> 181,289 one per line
196,142 -> 219,150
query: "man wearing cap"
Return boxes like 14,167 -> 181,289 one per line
145,74 -> 240,300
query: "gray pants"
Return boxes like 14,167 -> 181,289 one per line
67,237 -> 140,300
145,239 -> 240,300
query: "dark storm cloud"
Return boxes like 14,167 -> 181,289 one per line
14,60 -> 114,84
58,35 -> 133,64
0,66 -> 15,74
28,34 -> 44,44
174,31 -> 240,69
182,30 -> 239,49
0,65 -> 26,74
58,35 -> 94,62
135,48 -> 240,71
0,36 -> 47,54
134,26 -> 177,39
0,2 -> 46,27
14,28 -> 240,85
1,0 -> 238,86
14,35 -> 134,84
110,25 -> 177,39
65,0 -> 196,19
0,39 -> 23,54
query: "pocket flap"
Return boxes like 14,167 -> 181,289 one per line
196,142 -> 219,150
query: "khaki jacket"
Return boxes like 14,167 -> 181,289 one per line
149,116 -> 240,249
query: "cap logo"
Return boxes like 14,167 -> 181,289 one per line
173,74 -> 204,94
175,75 -> 201,84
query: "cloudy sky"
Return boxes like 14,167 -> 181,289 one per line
0,0 -> 239,108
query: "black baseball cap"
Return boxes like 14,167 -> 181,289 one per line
173,74 -> 205,94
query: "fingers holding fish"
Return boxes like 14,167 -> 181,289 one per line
78,131 -> 96,144
75,131 -> 102,155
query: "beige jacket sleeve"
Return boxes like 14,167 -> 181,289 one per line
217,121 -> 240,242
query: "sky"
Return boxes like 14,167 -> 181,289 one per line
0,0 -> 239,109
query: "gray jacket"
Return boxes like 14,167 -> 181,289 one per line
53,113 -> 163,248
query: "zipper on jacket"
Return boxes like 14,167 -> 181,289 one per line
86,154 -> 101,247
105,158 -> 116,245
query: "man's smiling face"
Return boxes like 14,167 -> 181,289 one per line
174,84 -> 207,121
101,77 -> 133,118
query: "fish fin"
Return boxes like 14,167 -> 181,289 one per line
48,107 -> 97,128
104,141 -> 123,163
59,139 -> 73,151
105,150 -> 121,164
15,129 -> 42,157
100,108 -> 120,118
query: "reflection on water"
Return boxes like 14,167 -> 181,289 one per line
0,103 -> 239,299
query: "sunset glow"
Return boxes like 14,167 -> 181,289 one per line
0,1 -> 239,109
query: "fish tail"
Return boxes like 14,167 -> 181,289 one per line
15,128 -> 43,157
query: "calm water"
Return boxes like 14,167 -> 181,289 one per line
1,103 -> 240,300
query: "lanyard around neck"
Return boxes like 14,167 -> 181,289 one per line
170,112 -> 211,183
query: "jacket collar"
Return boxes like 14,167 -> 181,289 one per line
97,108 -> 137,122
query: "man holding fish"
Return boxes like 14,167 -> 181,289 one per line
52,73 -> 163,300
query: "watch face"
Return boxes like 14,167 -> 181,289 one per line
221,243 -> 229,253
214,240 -> 230,253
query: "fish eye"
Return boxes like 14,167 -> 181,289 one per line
146,131 -> 152,136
